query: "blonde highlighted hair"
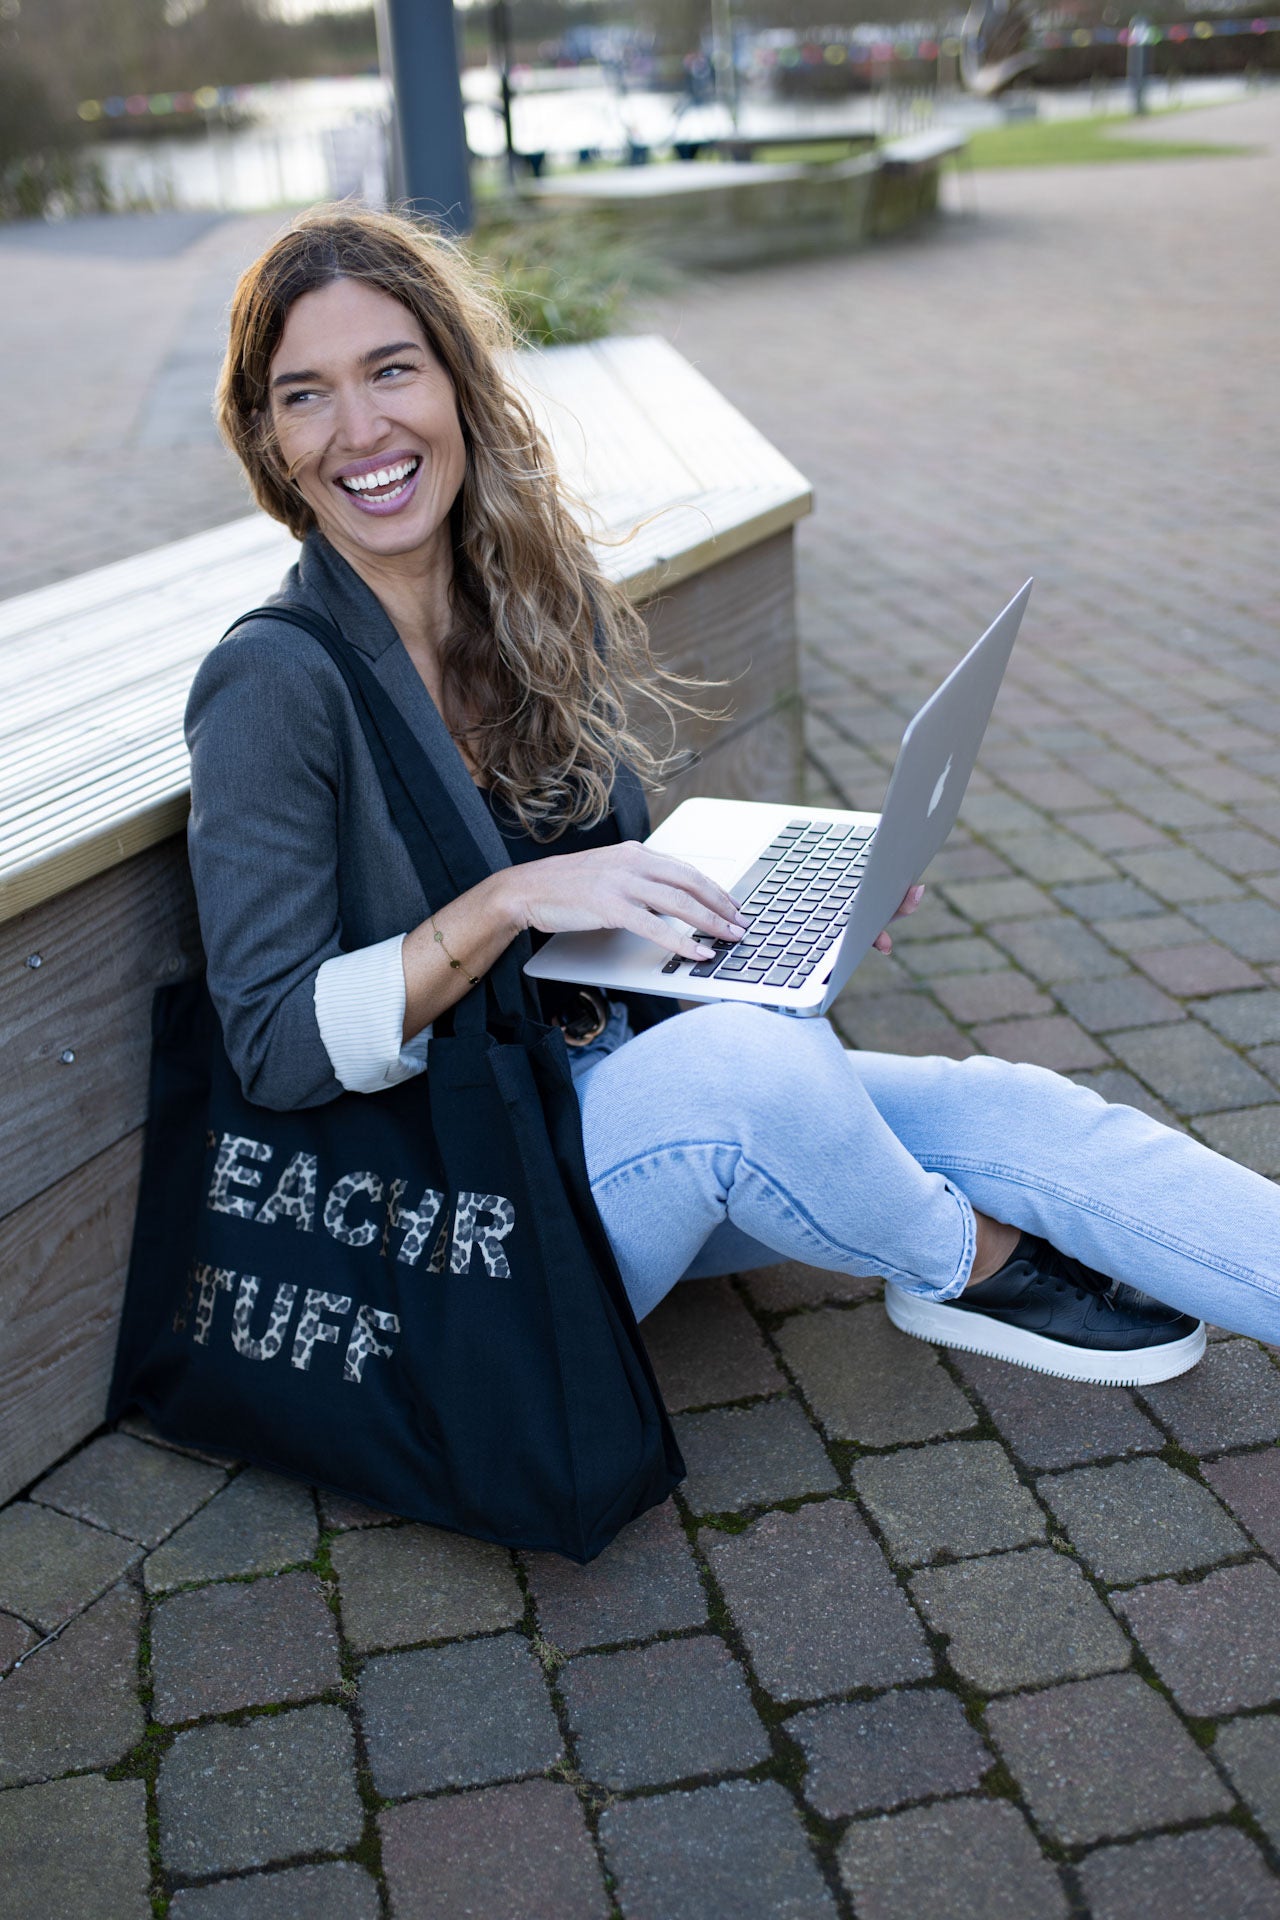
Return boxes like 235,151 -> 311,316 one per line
217,203 -> 703,836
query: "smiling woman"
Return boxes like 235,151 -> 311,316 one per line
175,200 -> 1280,1460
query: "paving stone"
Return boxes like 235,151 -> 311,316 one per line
927,840 -> 1013,882
777,1302 -> 976,1446
1135,943 -> 1264,995
954,1352 -> 1164,1469
972,1014 -> 1108,1071
1203,1450 -> 1280,1560
318,1489 -> 396,1530
790,1686 -> 990,1819
1056,974 -> 1184,1033
144,1468 -> 316,1592
1117,1560 -> 1280,1714
929,969 -> 1053,1025
1195,1105 -> 1280,1173
0,1503 -> 140,1632
0,1774 -> 150,1920
641,1277 -> 785,1412
30,1433 -> 225,1548
1195,989 -> 1280,1045
157,1703 -> 363,1877
114,1416 -> 239,1469
986,1671 -> 1229,1844
1098,914 -> 1205,956
988,917 -> 1128,984
600,1777 -> 838,1920
0,1581 -> 142,1788
1107,1020 -> 1274,1114
938,877 -> 1053,923
1053,879 -> 1164,919
380,1780 -> 608,1920
706,1500 -> 932,1701
169,1862 -> 381,1920
330,1520 -> 522,1653
359,1632 -> 561,1797
836,986 -> 975,1058
150,1569 -> 341,1722
741,1260 -> 881,1310
1185,898 -> 1280,963
1037,1456 -> 1248,1584
896,938 -> 1005,981
0,1615 -> 34,1676
1067,1067 -> 1182,1128
560,1635 -> 769,1789
1063,810 -> 1168,854
522,1500 -> 705,1654
837,1797 -> 1068,1920
1116,847 -> 1243,905
1076,1828 -> 1280,1920
910,1547 -> 1129,1693
994,830 -> 1114,887
1140,1340 -> 1280,1451
853,1440 -> 1044,1565
1216,1713 -> 1280,1848
674,1398 -> 838,1513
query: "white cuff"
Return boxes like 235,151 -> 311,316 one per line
314,932 -> 431,1094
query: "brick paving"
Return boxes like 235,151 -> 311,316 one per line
2,87 -> 1280,1919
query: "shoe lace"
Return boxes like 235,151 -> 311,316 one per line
1032,1238 -> 1119,1310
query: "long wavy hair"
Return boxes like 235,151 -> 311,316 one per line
217,204 -> 706,836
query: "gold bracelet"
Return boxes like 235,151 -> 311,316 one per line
428,914 -> 481,987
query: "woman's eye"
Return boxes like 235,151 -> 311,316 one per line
375,363 -> 413,381
281,389 -> 317,407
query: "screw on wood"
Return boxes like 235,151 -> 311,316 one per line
25,953 -> 42,969
59,1049 -> 75,1065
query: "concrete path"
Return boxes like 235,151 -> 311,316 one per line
2,90 -> 1280,1918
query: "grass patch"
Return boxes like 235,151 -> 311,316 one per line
965,112 -> 1253,170
469,210 -> 672,347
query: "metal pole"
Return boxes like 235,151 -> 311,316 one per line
1127,17 -> 1149,115
376,0 -> 473,232
492,0 -> 517,181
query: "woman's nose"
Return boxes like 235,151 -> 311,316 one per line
332,381 -> 387,450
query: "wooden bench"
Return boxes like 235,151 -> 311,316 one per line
0,335 -> 811,1503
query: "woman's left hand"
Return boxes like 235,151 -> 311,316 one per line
872,884 -> 926,956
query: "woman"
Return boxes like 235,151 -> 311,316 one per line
190,204 -> 1280,1393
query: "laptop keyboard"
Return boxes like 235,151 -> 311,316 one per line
661,817 -> 876,989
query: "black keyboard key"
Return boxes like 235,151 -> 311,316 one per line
764,965 -> 795,985
661,957 -> 683,974
737,964 -> 769,981
688,957 -> 723,978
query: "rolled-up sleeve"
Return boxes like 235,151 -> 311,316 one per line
314,932 -> 431,1092
185,625 -> 352,1110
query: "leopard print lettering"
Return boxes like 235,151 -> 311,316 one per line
391,1184 -> 444,1267
343,1305 -> 400,1383
323,1171 -> 383,1247
426,1206 -> 452,1273
231,1274 -> 298,1361
207,1134 -> 272,1218
291,1289 -> 353,1370
191,1263 -> 235,1344
256,1151 -> 318,1233
450,1192 -> 516,1278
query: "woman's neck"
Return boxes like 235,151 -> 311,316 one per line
327,525 -> 457,715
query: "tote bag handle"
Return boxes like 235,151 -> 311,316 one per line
223,605 -> 536,1035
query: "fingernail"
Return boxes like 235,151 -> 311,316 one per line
695,944 -> 716,958
728,922 -> 747,939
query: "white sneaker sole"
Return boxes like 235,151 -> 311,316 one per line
884,1286 -> 1207,1387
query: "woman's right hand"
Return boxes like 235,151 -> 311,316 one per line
498,841 -> 747,963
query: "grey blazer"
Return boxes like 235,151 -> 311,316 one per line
184,532 -> 650,1112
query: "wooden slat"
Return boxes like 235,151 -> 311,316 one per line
0,1131 -> 142,1506
0,842 -> 202,1219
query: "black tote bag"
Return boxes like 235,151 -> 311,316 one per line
108,607 -> 684,1562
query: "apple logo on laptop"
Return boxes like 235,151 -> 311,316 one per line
928,754 -> 954,817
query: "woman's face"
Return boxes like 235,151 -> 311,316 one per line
267,277 -> 467,570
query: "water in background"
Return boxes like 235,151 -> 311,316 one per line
84,68 -> 1252,215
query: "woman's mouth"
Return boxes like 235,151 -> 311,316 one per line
335,456 -> 422,516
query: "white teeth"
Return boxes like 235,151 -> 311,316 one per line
340,459 -> 417,495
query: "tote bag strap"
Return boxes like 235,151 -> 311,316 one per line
223,604 -> 532,1031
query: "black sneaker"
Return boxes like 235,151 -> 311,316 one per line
885,1232 -> 1205,1386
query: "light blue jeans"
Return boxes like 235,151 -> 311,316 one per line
571,1000 -> 1280,1340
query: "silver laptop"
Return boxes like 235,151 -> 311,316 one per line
526,580 -> 1032,1018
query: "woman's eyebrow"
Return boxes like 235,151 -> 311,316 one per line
271,343 -> 421,391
